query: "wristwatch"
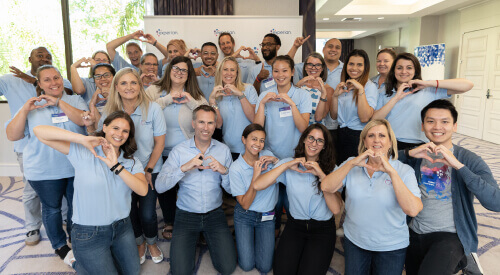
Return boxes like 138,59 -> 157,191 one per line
145,167 -> 153,173
238,94 -> 246,100
211,104 -> 219,110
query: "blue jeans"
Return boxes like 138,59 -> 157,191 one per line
170,207 -> 236,275
233,203 -> 275,273
71,217 -> 140,275
29,178 -> 73,250
343,236 -> 406,275
130,173 -> 158,245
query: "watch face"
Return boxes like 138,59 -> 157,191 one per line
146,168 -> 153,173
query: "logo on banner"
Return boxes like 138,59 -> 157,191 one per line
270,28 -> 292,35
213,29 -> 235,37
156,29 -> 179,37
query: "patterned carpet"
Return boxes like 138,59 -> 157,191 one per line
0,133 -> 499,274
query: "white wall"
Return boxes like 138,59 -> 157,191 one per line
0,104 -> 22,176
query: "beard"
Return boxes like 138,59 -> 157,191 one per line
263,48 -> 277,61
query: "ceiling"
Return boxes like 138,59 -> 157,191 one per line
315,0 -> 487,38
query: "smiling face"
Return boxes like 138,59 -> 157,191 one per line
140,55 -> 158,75
394,59 -> 415,84
201,45 -> 218,67
167,45 -> 184,61
422,108 -> 457,147
221,60 -> 238,85
94,52 -> 110,64
304,129 -> 325,161
346,55 -> 365,80
115,72 -> 140,101
304,56 -> 323,78
376,52 -> 393,76
170,61 -> 189,87
364,124 -> 391,156
94,66 -> 113,92
242,130 -> 266,157
261,36 -> 280,61
38,68 -> 64,97
272,60 -> 293,87
219,34 -> 235,56
29,47 -> 53,72
192,110 -> 216,143
322,39 -> 341,63
103,117 -> 130,149
126,44 -> 143,67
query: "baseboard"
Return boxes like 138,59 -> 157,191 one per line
0,162 -> 22,177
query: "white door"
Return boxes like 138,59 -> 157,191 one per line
457,26 -> 500,144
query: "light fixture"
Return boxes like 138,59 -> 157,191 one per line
323,18 -> 330,21
378,17 -> 384,20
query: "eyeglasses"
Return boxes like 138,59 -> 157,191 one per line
144,62 -> 158,67
259,43 -> 277,48
307,135 -> 325,146
305,63 -> 323,69
94,59 -> 109,63
172,65 -> 188,75
94,72 -> 112,80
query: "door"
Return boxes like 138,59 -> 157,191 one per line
483,30 -> 500,143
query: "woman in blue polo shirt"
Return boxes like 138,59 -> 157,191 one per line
330,49 -> 378,164
253,123 -> 341,275
100,68 -> 166,264
6,65 -> 87,263
370,48 -> 396,94
209,56 -> 259,160
33,111 -> 148,274
321,119 -> 423,275
70,51 -> 111,104
229,123 -> 278,273
372,52 -> 473,150
138,53 -> 159,88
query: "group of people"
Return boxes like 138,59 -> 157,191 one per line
1,29 -> 499,275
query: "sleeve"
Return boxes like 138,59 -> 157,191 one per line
129,157 -> 145,175
97,114 -> 105,131
81,78 -> 94,97
0,75 -> 7,96
246,65 -> 257,84
156,93 -> 174,109
220,147 -> 234,194
274,158 -> 291,185
186,96 -> 206,110
111,52 -> 132,71
293,63 -> 304,85
337,157 -> 356,187
67,142 -> 90,164
435,87 -> 451,99
151,103 -> 167,136
73,95 -> 89,111
376,92 -> 389,110
365,81 -> 379,108
245,84 -> 258,105
400,164 -> 421,198
229,163 -> 246,196
297,89 -> 312,114
63,78 -> 73,90
145,85 -> 160,101
155,147 -> 185,193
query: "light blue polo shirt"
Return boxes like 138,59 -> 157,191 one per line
235,58 -> 255,85
376,87 -> 449,143
246,60 -> 275,93
337,80 -> 378,130
371,74 -> 386,94
196,67 -> 215,101
275,158 -> 333,221
156,138 -> 233,213
339,157 -> 421,251
0,71 -> 73,152
218,84 -> 258,154
229,150 -> 278,212
159,91 -> 189,156
111,52 -> 139,72
255,85 -> 312,159
80,77 -> 97,104
99,102 -> 166,173
19,94 -> 87,181
67,143 -> 143,225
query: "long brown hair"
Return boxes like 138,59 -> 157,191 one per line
341,49 -> 370,104
95,111 -> 137,162
294,123 -> 335,193
385,53 -> 422,97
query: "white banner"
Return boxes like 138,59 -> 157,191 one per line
144,15 -> 303,63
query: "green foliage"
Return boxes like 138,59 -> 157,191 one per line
118,0 -> 145,53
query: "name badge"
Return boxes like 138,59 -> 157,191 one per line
261,211 -> 275,222
279,106 -> 292,118
263,78 -> 275,88
52,113 -> 68,123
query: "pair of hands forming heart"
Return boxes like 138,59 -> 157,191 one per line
252,155 -> 279,175
334,79 -> 364,97
185,48 -> 201,60
23,94 -> 62,112
287,158 -> 325,177
72,57 -> 95,69
171,91 -> 191,104
261,92 -> 293,105
131,30 -> 157,46
410,142 -> 464,169
232,46 -> 261,62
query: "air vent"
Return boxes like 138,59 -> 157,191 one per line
341,17 -> 362,22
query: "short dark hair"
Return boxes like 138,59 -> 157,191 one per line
201,42 -> 218,51
302,52 -> 328,82
192,105 -> 217,121
421,99 -> 458,123
242,123 -> 266,139
264,33 -> 281,46
92,63 -> 116,78
218,33 -> 235,45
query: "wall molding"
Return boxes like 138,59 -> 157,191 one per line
0,162 -> 22,177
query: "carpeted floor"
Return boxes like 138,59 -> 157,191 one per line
0,133 -> 499,274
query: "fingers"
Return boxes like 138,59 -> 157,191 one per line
302,35 -> 311,44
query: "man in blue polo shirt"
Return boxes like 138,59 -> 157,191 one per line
246,33 -> 282,95
218,32 -> 261,83
196,42 -> 219,101
156,105 -> 236,275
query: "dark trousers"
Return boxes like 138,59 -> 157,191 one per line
336,127 -> 361,165
406,228 -> 465,275
274,216 -> 336,275
274,183 -> 290,230
397,140 -> 424,151
130,173 -> 158,243
158,156 -> 178,225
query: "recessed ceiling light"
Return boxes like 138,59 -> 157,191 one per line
341,17 -> 362,22
323,18 -> 330,20
378,17 -> 384,20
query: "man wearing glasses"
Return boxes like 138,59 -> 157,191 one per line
246,33 -> 282,95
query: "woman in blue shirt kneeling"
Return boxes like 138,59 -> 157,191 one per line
253,123 -> 341,275
229,123 -> 278,273
322,119 -> 423,275
34,111 -> 148,274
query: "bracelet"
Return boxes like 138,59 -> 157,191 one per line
115,165 -> 125,175
222,166 -> 229,175
358,92 -> 365,96
110,162 -> 120,172
404,148 -> 412,159
211,104 -> 219,110
153,40 -> 157,46
238,94 -> 246,100
255,76 -> 261,83
435,80 -> 439,93
319,97 -> 327,102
